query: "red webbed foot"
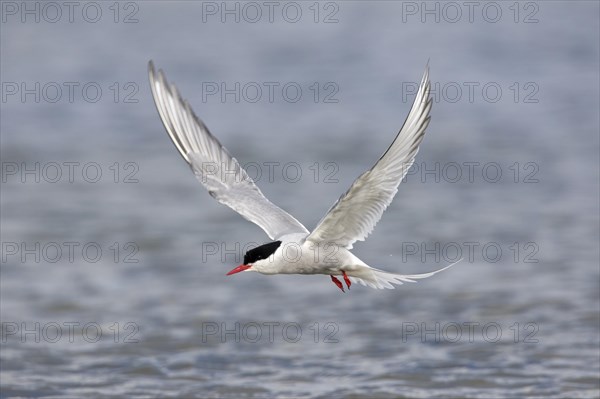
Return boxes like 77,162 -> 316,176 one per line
330,275 -> 345,292
342,270 -> 351,290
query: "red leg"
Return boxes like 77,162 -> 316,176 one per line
330,275 -> 345,292
342,270 -> 351,290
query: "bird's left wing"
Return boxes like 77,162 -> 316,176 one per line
307,66 -> 432,249
148,61 -> 309,240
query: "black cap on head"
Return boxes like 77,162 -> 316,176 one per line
244,241 -> 282,265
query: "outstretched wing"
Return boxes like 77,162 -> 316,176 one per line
148,61 -> 309,240
307,66 -> 432,249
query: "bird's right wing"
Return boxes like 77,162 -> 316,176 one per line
307,66 -> 432,249
148,61 -> 309,240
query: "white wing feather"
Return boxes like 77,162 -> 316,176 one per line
148,61 -> 309,240
307,66 -> 432,249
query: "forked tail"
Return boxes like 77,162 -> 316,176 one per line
349,259 -> 461,290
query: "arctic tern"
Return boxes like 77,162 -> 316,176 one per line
148,61 -> 459,291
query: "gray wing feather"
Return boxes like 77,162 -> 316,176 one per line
307,66 -> 432,249
148,61 -> 309,240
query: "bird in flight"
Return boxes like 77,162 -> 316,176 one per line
148,61 -> 459,291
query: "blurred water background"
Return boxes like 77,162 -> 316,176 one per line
1,1 -> 599,398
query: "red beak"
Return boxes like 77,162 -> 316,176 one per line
226,264 -> 251,276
